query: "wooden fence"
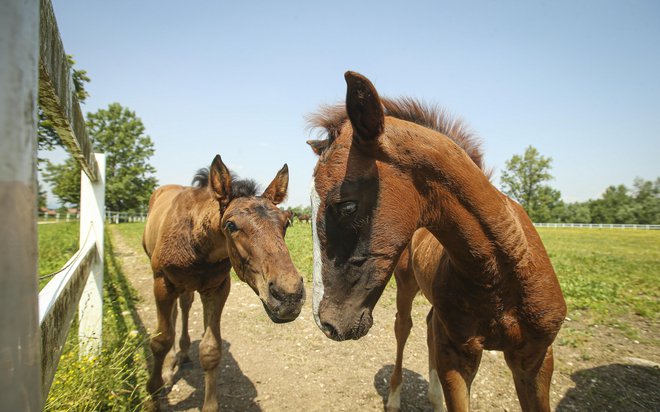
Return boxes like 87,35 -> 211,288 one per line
1,0 -> 106,408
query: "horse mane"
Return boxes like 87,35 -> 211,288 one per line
192,168 -> 260,198
307,97 -> 490,174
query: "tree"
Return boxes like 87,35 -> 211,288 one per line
559,202 -> 592,223
43,103 -> 158,211
37,183 -> 48,210
38,55 -> 90,157
631,177 -> 660,224
42,156 -> 81,207
500,146 -> 562,222
589,185 -> 635,224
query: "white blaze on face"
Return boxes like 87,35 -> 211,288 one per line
310,180 -> 324,329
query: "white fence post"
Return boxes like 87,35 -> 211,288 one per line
0,0 -> 41,409
78,153 -> 105,357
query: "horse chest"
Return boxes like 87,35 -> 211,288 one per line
437,279 -> 525,351
161,258 -> 231,293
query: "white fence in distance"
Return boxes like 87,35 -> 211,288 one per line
534,222 -> 660,230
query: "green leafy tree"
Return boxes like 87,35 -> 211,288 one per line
37,183 -> 48,210
589,185 -> 635,224
44,103 -> 157,211
559,202 -> 592,223
631,177 -> 660,224
38,55 -> 90,156
42,157 -> 81,207
500,146 -> 563,222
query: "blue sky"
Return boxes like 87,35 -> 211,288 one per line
46,0 -> 660,208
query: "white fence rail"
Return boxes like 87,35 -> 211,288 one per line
0,0 -> 106,407
534,223 -> 660,230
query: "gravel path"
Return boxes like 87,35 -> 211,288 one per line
109,226 -> 659,411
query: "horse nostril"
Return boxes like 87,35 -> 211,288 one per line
268,281 -> 285,302
321,321 -> 341,340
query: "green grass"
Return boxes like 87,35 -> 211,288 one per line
39,225 -> 149,411
115,222 -> 660,325
538,228 -> 660,323
38,222 -> 80,289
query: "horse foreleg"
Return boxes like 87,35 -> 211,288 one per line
177,291 -> 194,365
199,276 -> 231,412
386,259 -> 419,412
432,312 -> 482,412
147,276 -> 178,406
504,345 -> 554,412
426,308 -> 445,411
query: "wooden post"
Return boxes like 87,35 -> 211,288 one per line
78,153 -> 105,356
0,0 -> 41,409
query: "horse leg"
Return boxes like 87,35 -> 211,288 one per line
386,260 -> 419,411
426,308 -> 445,411
147,276 -> 177,405
504,345 -> 554,412
177,291 -> 194,365
432,312 -> 482,412
199,276 -> 231,412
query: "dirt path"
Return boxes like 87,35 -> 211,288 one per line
110,227 -> 659,411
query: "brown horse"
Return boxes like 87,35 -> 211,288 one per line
307,72 -> 566,412
283,209 -> 295,227
297,213 -> 311,224
142,155 -> 305,411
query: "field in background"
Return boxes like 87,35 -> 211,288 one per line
114,222 -> 660,328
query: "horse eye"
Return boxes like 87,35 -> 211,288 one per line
224,221 -> 238,233
337,201 -> 358,217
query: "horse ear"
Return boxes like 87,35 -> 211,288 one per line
306,139 -> 329,156
344,71 -> 384,144
263,164 -> 288,205
209,154 -> 232,210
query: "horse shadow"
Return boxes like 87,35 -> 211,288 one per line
162,339 -> 261,411
373,365 -> 434,411
557,363 -> 660,411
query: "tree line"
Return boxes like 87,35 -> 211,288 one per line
500,146 -> 659,224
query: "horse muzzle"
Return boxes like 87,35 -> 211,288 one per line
262,276 -> 306,323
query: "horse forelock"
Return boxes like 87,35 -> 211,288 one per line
191,167 -> 260,198
306,97 -> 489,175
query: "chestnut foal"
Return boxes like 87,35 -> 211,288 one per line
308,72 -> 566,411
143,155 -> 305,411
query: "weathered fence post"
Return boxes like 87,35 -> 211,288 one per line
78,153 -> 106,357
0,0 -> 41,409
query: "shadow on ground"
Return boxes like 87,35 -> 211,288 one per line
557,363 -> 660,411
374,364 -> 434,411
159,339 -> 261,411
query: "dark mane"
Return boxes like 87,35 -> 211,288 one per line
307,97 -> 488,173
192,168 -> 259,198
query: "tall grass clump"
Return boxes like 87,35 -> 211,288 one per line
43,228 -> 149,411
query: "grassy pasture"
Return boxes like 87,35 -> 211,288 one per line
38,221 -> 659,409
114,222 -> 660,326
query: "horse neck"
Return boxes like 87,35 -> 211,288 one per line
184,192 -> 224,254
394,130 -> 529,283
